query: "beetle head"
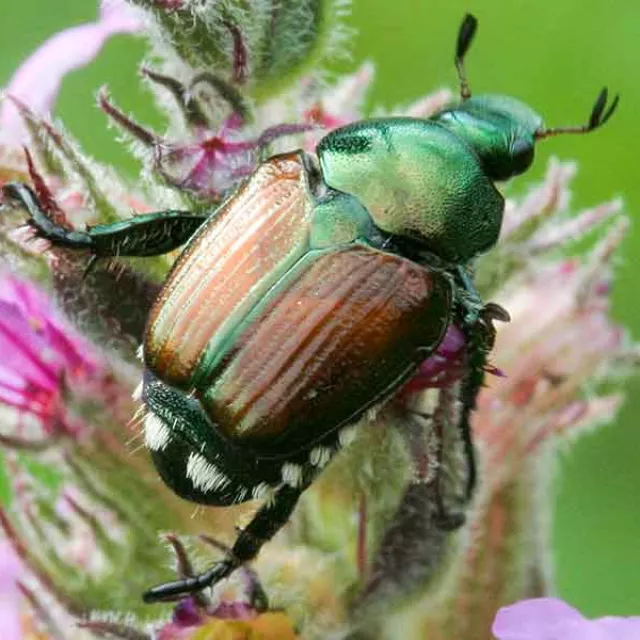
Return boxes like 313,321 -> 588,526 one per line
435,95 -> 541,181
441,14 -> 619,182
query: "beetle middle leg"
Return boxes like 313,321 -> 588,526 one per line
2,182 -> 207,258
456,301 -> 511,499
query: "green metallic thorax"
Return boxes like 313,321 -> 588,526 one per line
316,95 -> 547,264
317,117 -> 504,263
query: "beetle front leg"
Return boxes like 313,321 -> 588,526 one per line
2,182 -> 207,258
455,265 -> 484,324
142,484 -> 302,603
457,301 -> 510,498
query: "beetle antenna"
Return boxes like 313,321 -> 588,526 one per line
455,14 -> 478,100
535,87 -> 620,139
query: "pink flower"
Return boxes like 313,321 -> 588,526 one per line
0,0 -> 141,145
154,546 -> 296,640
153,119 -> 313,199
493,598 -> 640,640
0,274 -> 99,439
156,596 -> 297,640
99,89 -> 314,200
0,541 -> 22,640
403,325 -> 467,393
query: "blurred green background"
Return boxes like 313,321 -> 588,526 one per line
1,0 -> 638,617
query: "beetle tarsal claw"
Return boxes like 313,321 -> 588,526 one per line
482,302 -> 511,324
142,559 -> 237,604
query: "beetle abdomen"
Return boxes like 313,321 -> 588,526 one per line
199,245 -> 452,453
145,152 -> 314,388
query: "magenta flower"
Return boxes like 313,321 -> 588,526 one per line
153,119 -> 315,199
403,325 -> 467,393
0,274 -> 100,441
99,88 -> 315,200
157,588 -> 262,639
493,598 -> 640,640
0,0 -> 141,144
0,541 -> 22,640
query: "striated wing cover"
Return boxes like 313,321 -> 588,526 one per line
145,152 -> 315,388
201,244 -> 452,454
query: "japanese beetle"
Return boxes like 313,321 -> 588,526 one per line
2,14 -> 617,604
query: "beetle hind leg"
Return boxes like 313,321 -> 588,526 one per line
142,484 -> 302,603
139,371 -> 324,602
453,300 -> 510,502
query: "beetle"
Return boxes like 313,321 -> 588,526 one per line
2,14 -> 617,604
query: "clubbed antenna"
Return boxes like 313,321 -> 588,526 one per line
455,14 -> 478,100
535,87 -> 620,139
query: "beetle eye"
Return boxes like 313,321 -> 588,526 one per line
510,138 -> 535,175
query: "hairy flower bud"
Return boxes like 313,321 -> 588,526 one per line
127,0 -> 351,100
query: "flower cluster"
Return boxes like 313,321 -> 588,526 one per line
0,1 -> 637,639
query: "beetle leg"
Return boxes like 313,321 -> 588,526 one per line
199,534 -> 269,612
455,265 -> 483,324
142,559 -> 236,603
458,397 -> 478,500
142,485 -> 302,603
456,301 -> 510,499
2,182 -> 207,257
229,484 -> 302,573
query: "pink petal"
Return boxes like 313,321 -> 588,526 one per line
595,617 -> 640,637
0,542 -> 23,640
0,302 -> 59,390
4,277 -> 98,374
493,598 -> 640,640
0,0 -> 142,144
0,274 -> 100,421
493,598 -> 587,639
